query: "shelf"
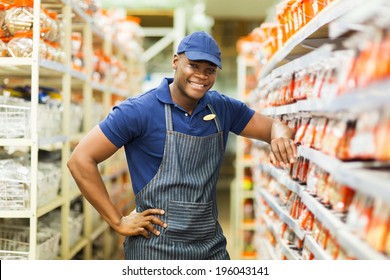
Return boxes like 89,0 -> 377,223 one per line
336,230 -> 388,260
304,235 -> 332,260
299,146 -> 390,204
300,191 -> 344,236
91,82 -> 129,98
241,190 -> 255,199
260,0 -> 354,78
37,196 -> 65,218
259,44 -> 334,88
0,139 -> 33,146
0,58 -> 68,77
261,78 -> 390,116
71,2 -> 93,24
258,163 -> 304,196
38,135 -> 68,148
250,0 -> 390,262
241,222 -> 256,230
70,69 -> 88,81
257,238 -> 278,260
258,161 -> 390,260
70,189 -> 82,201
329,0 -> 389,39
261,214 -> 279,236
260,189 -> 306,240
39,59 -> 68,76
0,0 -> 140,261
90,222 -> 108,242
279,239 -> 302,260
69,237 -> 88,259
0,210 -> 33,218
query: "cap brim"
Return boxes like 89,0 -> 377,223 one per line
184,51 -> 222,69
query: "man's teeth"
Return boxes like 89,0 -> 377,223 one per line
190,81 -> 204,88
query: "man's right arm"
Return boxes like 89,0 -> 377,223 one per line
67,125 -> 167,238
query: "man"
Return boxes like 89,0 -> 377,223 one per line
67,31 -> 296,260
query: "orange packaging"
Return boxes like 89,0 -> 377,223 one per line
276,5 -> 289,44
327,176 -> 355,213
298,158 -> 310,184
312,117 -> 328,150
366,200 -> 390,253
300,209 -> 314,231
294,117 -> 311,145
326,235 -> 339,259
300,0 -> 316,25
301,117 -> 317,147
385,217 -> 390,256
374,110 -> 390,161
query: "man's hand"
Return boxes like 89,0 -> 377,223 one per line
117,209 -> 168,238
269,137 -> 297,167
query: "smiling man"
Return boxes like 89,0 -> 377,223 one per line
67,31 -> 297,260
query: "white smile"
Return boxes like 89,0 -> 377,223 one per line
189,81 -> 206,88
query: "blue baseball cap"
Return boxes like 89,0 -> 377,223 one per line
177,31 -> 222,69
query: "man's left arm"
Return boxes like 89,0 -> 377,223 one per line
239,112 -> 297,166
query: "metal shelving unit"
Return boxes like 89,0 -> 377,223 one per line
231,55 -> 257,259
0,0 -> 142,260
250,0 -> 390,260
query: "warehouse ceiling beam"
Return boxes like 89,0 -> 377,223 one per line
142,30 -> 176,62
141,8 -> 186,63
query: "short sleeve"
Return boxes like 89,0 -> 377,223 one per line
99,99 -> 143,148
217,93 -> 255,135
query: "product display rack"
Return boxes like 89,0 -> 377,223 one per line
231,55 -> 257,259
247,0 -> 390,260
0,0 -> 142,260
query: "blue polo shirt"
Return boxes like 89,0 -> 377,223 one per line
99,78 -> 254,195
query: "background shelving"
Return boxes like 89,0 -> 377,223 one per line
0,0 -> 144,259
231,55 -> 257,259
241,0 -> 390,260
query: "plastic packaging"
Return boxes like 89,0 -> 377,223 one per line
4,0 -> 34,35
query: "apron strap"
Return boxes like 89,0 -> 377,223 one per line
165,104 -> 174,131
207,104 -> 222,133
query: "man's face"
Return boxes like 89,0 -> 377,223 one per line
171,54 -> 218,102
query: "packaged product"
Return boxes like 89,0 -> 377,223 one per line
366,199 -> 390,254
326,234 -> 339,259
294,116 -> 311,145
312,117 -> 328,150
327,176 -> 355,214
301,117 -> 317,147
299,208 -> 314,232
349,110 -> 379,160
374,108 -> 390,161
346,193 -> 374,239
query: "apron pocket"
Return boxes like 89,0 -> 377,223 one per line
166,200 -> 216,242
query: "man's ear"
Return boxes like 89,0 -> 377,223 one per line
172,54 -> 179,70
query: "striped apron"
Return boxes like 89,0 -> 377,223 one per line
124,103 -> 230,260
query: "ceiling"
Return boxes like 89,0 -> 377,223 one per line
205,0 -> 277,20
97,0 -> 278,21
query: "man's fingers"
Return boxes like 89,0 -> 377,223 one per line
135,209 -> 168,238
138,227 -> 150,239
270,140 -> 283,163
143,221 -> 162,236
269,151 -> 277,165
284,139 -> 297,163
271,138 -> 297,165
142,208 -> 165,216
